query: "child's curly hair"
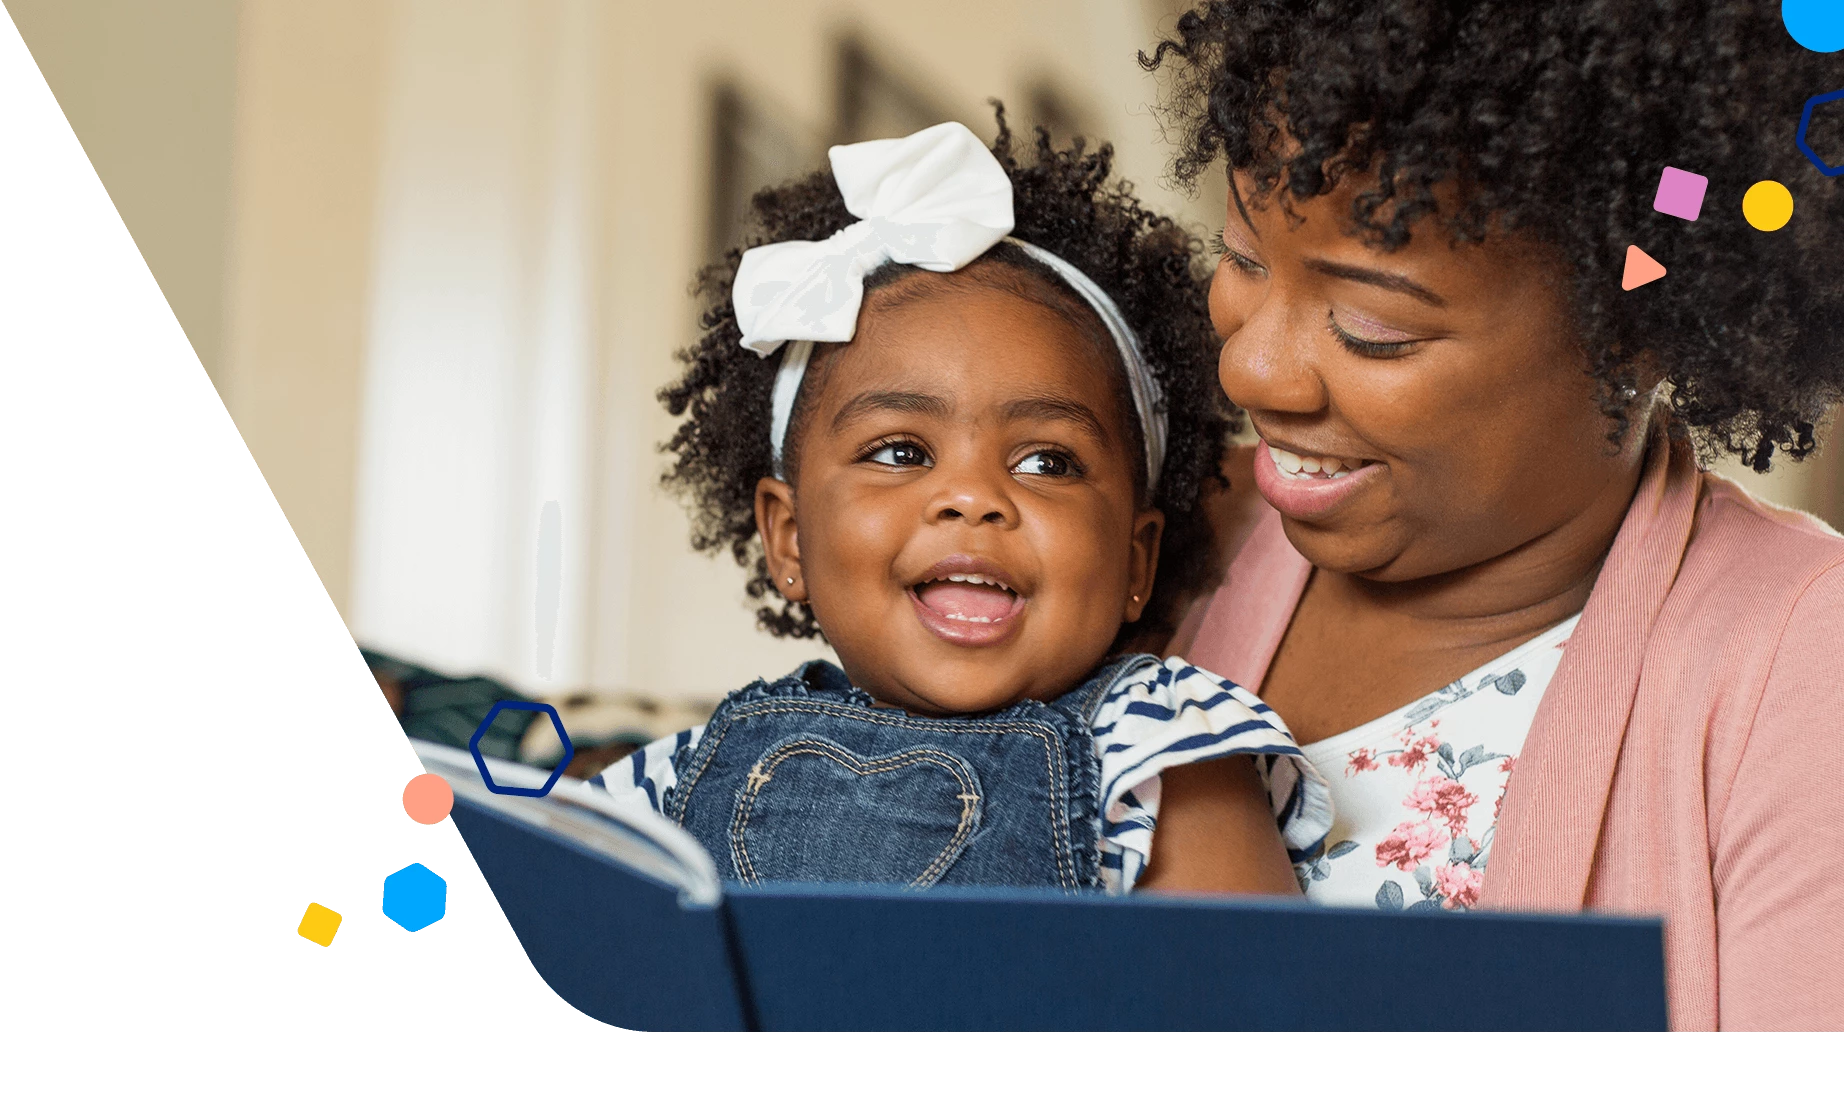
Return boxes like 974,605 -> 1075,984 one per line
1145,0 -> 1844,470
660,105 -> 1233,645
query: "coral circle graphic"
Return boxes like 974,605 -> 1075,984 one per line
402,772 -> 455,824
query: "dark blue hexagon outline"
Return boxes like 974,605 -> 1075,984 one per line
467,700 -> 574,797
1796,89 -> 1844,177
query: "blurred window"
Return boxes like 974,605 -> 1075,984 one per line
706,82 -> 822,263
1025,79 -> 1099,150
832,34 -> 953,144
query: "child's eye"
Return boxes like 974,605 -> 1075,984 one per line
866,441 -> 932,468
1013,450 -> 1077,478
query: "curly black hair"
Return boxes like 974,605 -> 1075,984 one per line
660,106 -> 1232,643
1145,0 -> 1844,469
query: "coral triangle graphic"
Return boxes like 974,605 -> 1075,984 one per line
1621,245 -> 1666,291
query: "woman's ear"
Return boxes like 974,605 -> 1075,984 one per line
1618,353 -> 1668,448
1630,350 -> 1667,395
755,476 -> 806,602
1124,507 -> 1164,623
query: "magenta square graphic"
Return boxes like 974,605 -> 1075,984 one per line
1653,166 -> 1708,221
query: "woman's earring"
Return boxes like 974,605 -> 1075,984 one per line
786,577 -> 795,586
1131,594 -> 1140,602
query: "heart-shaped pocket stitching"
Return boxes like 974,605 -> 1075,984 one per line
728,738 -> 984,888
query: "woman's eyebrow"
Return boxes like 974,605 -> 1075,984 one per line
829,390 -> 951,431
1303,258 -> 1448,307
1001,396 -> 1110,442
1228,177 -> 1259,239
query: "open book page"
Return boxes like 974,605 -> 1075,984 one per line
414,740 -> 720,908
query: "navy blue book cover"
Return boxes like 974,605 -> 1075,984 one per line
446,781 -> 1668,1032
724,883 -> 1667,1031
450,795 -> 749,1031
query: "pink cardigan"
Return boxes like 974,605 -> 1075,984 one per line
1185,432 -> 1844,1030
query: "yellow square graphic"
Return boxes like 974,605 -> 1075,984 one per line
297,902 -> 342,947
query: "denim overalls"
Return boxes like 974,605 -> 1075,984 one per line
664,654 -> 1156,892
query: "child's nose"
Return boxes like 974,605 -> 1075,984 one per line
925,463 -> 1018,527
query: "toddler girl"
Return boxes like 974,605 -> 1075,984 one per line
598,114 -> 1330,894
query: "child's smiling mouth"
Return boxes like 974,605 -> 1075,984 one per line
907,557 -> 1027,647
916,574 -> 1017,623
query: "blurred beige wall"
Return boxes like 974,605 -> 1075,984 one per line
11,0 -> 1842,701
10,0 -> 1202,699
6,0 -> 239,380
1711,423 -> 1841,521
217,0 -> 389,626
7,0 -> 389,624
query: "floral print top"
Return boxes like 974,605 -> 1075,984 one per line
1291,614 -> 1580,912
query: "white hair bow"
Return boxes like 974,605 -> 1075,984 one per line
732,121 -> 1167,488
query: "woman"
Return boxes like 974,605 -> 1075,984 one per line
1150,1 -> 1844,1030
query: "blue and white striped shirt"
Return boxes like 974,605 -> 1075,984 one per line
593,656 -> 1333,894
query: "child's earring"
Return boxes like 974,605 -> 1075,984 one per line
1131,594 -> 1140,602
786,577 -> 795,585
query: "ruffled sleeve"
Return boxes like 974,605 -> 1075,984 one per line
1091,656 -> 1333,893
588,725 -> 704,815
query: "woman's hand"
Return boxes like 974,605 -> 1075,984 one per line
1134,755 -> 1302,897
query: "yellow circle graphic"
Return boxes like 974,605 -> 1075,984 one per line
1742,180 -> 1794,231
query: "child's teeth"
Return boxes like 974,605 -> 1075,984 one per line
942,573 -> 1008,591
1268,445 -> 1365,481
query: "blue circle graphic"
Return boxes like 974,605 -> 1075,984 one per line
1785,0 -> 1844,53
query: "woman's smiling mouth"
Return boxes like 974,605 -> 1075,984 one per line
1253,437 -> 1385,521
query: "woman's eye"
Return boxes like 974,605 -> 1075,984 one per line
1013,451 -> 1075,477
867,442 -> 931,467
1328,313 -> 1420,359
1224,250 -> 1266,276
1216,234 -> 1266,277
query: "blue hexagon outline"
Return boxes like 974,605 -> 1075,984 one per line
1796,89 -> 1844,177
467,699 -> 574,797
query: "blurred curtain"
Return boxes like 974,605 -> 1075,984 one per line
349,0 -> 599,691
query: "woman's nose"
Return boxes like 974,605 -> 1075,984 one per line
1216,292 -> 1329,417
925,459 -> 1019,527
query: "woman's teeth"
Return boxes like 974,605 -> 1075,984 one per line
1269,445 -> 1365,481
